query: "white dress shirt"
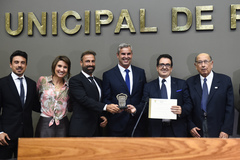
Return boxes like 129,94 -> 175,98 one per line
158,76 -> 171,99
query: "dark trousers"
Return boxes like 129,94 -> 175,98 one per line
0,139 -> 18,159
35,116 -> 69,137
160,122 -> 175,137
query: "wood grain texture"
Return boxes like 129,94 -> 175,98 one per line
18,138 -> 240,160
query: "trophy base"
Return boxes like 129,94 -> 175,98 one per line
118,106 -> 128,109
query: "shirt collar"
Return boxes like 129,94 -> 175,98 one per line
11,72 -> 25,80
81,70 -> 94,78
200,70 -> 213,81
158,75 -> 171,83
118,64 -> 132,73
47,75 -> 68,86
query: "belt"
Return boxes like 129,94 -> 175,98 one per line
162,121 -> 171,126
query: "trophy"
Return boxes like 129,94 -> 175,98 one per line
116,93 -> 128,109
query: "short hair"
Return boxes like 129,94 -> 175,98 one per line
156,54 -> 173,67
81,50 -> 96,61
117,43 -> 132,54
195,53 -> 213,62
10,50 -> 28,64
51,56 -> 71,79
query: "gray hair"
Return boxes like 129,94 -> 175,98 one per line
117,43 -> 132,54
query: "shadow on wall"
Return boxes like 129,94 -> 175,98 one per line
0,50 -> 13,78
184,52 -> 199,80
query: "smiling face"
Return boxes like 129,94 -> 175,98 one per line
10,56 -> 27,77
80,54 -> 95,76
54,60 -> 68,78
195,53 -> 213,77
117,47 -> 133,69
156,57 -> 172,79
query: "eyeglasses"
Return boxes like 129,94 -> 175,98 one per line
158,63 -> 171,68
195,60 -> 212,65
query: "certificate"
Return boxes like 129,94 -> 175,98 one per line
148,98 -> 177,119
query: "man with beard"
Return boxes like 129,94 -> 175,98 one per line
68,50 -> 119,137
0,50 -> 40,159
102,43 -> 146,137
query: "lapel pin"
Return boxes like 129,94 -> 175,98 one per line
215,86 -> 218,89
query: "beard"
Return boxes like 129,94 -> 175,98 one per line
82,65 -> 95,75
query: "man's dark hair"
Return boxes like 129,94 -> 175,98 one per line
156,54 -> 173,67
10,50 -> 28,64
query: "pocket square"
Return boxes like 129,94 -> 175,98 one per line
176,89 -> 182,92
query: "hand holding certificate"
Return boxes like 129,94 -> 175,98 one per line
148,98 -> 177,119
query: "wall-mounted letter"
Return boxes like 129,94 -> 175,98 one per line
196,5 -> 214,30
95,10 -> 113,34
140,9 -> 157,33
115,9 -> 136,33
52,12 -> 57,35
85,10 -> 90,34
61,11 -> 81,35
5,12 -> 24,36
28,12 -> 47,36
231,4 -> 240,29
172,7 -> 192,32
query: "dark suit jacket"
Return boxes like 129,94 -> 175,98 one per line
141,77 -> 192,137
102,65 -> 146,136
186,72 -> 234,137
0,74 -> 39,140
68,72 -> 105,137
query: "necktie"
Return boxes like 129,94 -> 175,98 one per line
18,78 -> 25,107
88,77 -> 99,99
125,69 -> 130,93
161,79 -> 168,99
201,78 -> 208,112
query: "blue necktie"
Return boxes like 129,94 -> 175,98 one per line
161,79 -> 168,99
18,78 -> 25,107
125,69 -> 130,93
201,78 -> 208,112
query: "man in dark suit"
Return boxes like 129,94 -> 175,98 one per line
187,53 -> 234,138
140,54 -> 192,137
0,50 -> 40,159
102,43 -> 146,137
69,50 -> 119,137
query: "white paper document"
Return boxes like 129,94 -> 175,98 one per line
148,98 -> 177,119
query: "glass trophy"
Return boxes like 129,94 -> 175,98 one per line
116,93 -> 128,109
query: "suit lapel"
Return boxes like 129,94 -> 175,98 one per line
171,77 -> 177,99
154,79 -> 161,98
8,75 -> 22,106
113,66 -> 129,93
194,75 -> 202,98
132,66 -> 138,95
24,77 -> 30,108
207,72 -> 219,103
80,72 -> 99,99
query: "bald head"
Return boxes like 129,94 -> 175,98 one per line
194,53 -> 213,77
